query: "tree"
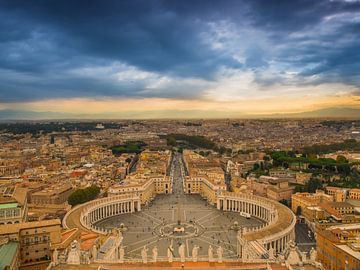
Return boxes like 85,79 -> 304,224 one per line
167,136 -> 177,147
306,178 -> 322,193
336,155 -> 348,164
279,199 -> 289,207
68,185 -> 100,206
253,163 -> 260,171
294,185 -> 304,193
296,206 -> 302,216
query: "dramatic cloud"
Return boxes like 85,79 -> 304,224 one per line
0,0 -> 359,115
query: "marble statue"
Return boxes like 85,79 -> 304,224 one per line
82,251 -> 90,264
192,245 -> 199,262
179,243 -> 186,262
152,246 -> 158,262
52,248 -> 59,264
285,241 -> 301,266
119,246 -> 125,263
91,245 -> 97,261
301,251 -> 307,262
141,246 -> 148,264
67,240 -> 81,265
217,246 -> 223,263
268,246 -> 275,260
167,244 -> 174,263
208,245 -> 214,262
59,250 -> 67,264
310,247 -> 317,262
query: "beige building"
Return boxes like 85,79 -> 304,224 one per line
265,178 -> 294,202
326,186 -> 360,201
349,188 -> 360,200
291,191 -> 333,221
0,187 -> 28,225
317,223 -> 360,270
31,184 -> 73,205
0,219 -> 62,269
183,150 -> 226,205
108,150 -> 172,205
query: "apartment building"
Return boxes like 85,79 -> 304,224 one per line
183,150 -> 226,205
0,187 -> 28,225
0,219 -> 62,269
108,150 -> 172,205
317,223 -> 360,270
31,184 -> 73,205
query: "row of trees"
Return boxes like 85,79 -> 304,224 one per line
271,151 -> 351,175
0,122 -> 122,135
294,178 -> 323,193
68,185 -> 101,206
164,133 -> 233,155
165,134 -> 217,149
111,141 -> 147,155
302,139 -> 360,155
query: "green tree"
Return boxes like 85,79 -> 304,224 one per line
336,155 -> 348,163
294,185 -> 304,193
306,178 -> 322,193
279,199 -> 289,207
167,136 -> 177,147
296,206 -> 302,216
68,185 -> 100,206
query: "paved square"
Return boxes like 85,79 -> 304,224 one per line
95,155 -> 264,260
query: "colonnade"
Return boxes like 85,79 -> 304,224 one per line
217,191 -> 296,255
78,194 -> 141,234
217,192 -> 277,225
218,197 -> 276,224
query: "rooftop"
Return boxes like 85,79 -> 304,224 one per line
0,241 -> 18,270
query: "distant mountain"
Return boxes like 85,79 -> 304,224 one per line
0,107 -> 359,120
0,109 -> 75,120
257,107 -> 360,119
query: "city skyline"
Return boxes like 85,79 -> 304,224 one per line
1,0 -> 360,118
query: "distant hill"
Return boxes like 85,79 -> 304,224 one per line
0,107 -> 359,120
0,109 -> 75,120
258,107 -> 360,119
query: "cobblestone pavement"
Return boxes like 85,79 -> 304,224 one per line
95,154 -> 264,260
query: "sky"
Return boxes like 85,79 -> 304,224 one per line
0,0 -> 360,118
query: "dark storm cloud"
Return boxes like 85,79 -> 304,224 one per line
0,0 -> 360,102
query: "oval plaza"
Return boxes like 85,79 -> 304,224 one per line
63,150 -> 296,265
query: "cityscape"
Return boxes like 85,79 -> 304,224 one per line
1,1 -> 360,270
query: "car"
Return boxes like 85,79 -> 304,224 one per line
240,212 -> 251,219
